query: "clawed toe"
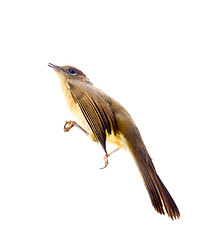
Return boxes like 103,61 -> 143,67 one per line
64,121 -> 73,132
99,154 -> 109,169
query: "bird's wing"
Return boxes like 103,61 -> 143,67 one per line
67,79 -> 117,153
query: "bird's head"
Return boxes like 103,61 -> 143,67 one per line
48,63 -> 91,84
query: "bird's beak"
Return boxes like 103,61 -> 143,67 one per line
48,62 -> 61,72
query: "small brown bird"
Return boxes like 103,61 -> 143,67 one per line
48,62 -> 180,220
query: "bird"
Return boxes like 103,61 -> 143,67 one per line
48,62 -> 180,220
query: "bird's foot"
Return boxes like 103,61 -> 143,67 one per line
64,121 -> 89,136
99,154 -> 109,169
99,148 -> 119,169
64,121 -> 74,132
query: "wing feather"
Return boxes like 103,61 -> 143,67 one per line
67,80 -> 117,153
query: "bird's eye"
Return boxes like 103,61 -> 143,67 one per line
68,68 -> 76,75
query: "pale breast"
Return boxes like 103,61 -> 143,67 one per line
59,78 -> 94,138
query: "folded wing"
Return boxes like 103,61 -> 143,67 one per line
67,80 -> 117,154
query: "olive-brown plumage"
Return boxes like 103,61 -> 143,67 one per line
48,62 -> 180,220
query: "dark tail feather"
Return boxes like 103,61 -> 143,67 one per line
154,174 -> 180,219
131,149 -> 180,220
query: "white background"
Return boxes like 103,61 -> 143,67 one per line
0,0 -> 207,239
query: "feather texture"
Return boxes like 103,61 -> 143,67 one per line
67,80 -> 117,153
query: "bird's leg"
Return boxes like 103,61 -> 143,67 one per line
99,148 -> 120,169
64,121 -> 89,136
64,121 -> 119,169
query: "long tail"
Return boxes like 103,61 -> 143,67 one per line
130,144 -> 180,220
